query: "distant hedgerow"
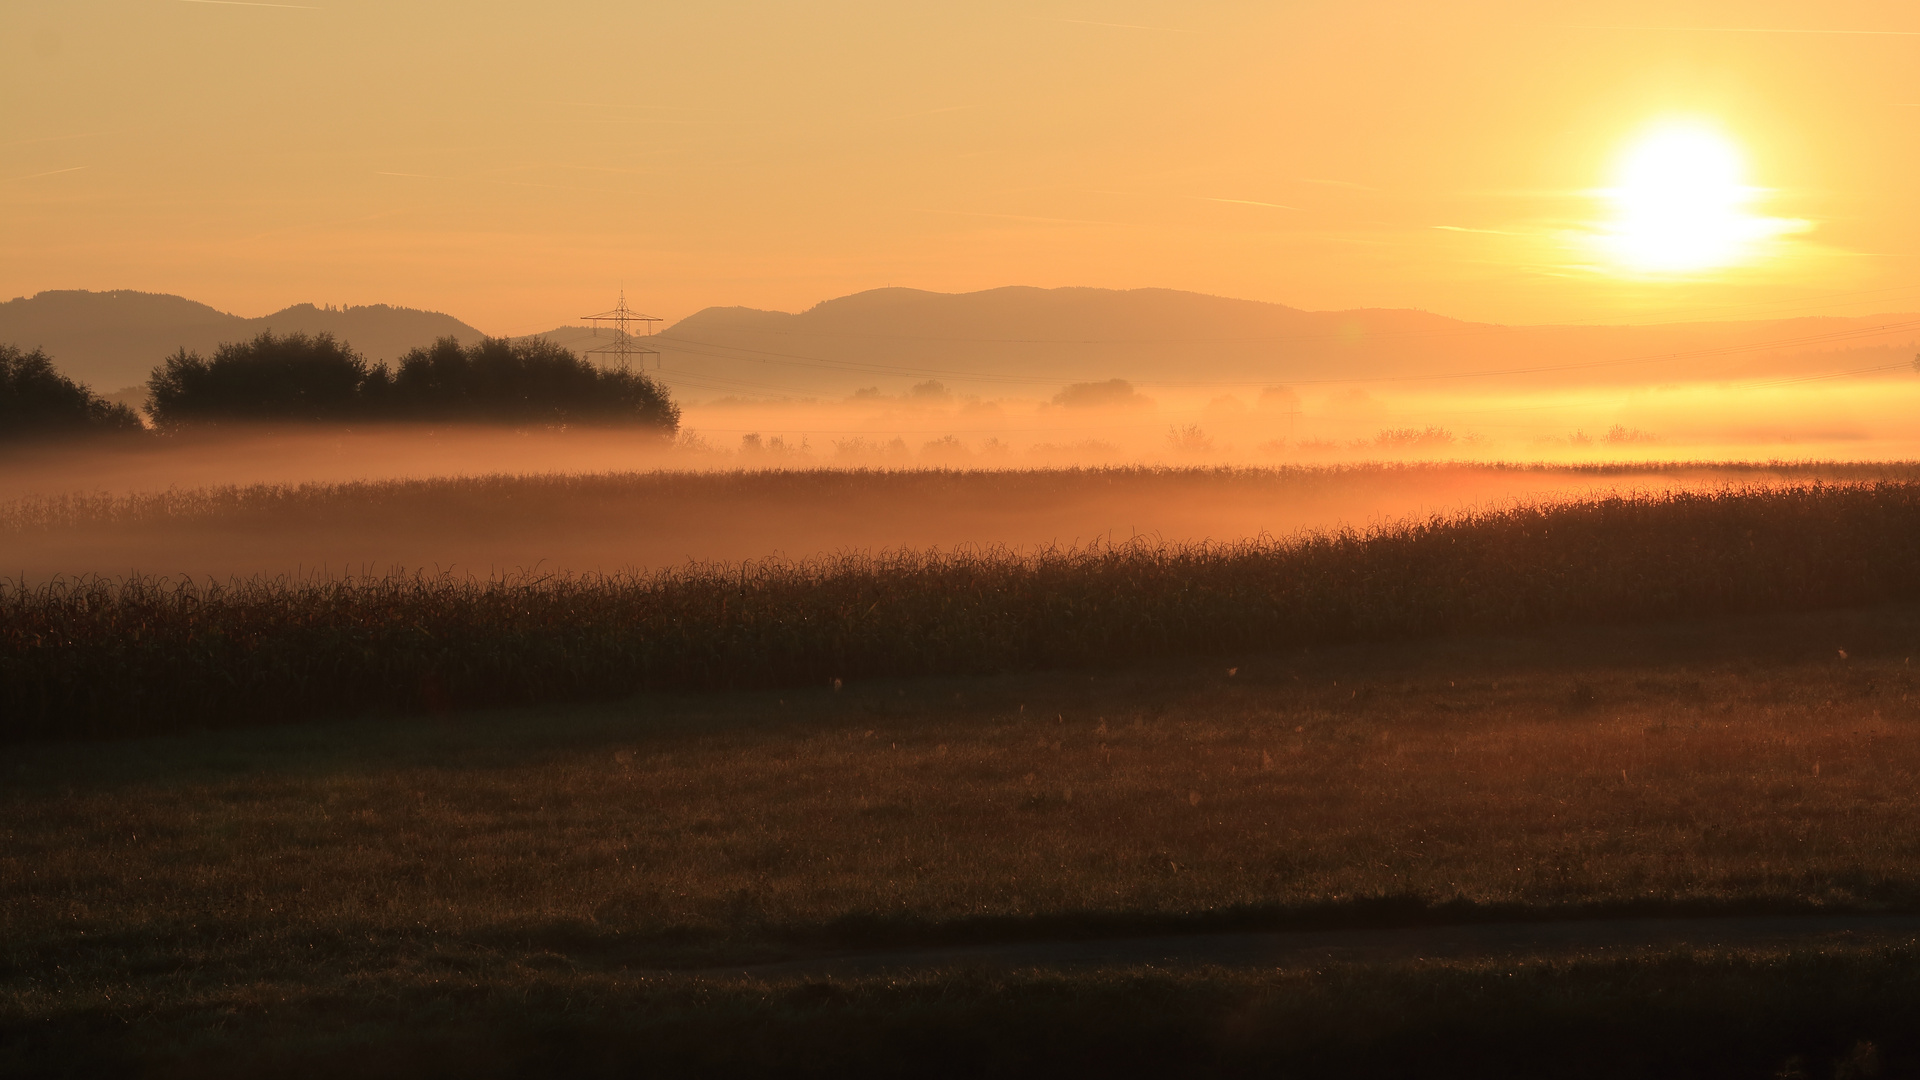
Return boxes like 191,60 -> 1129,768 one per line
146,332 -> 678,431
0,344 -> 143,439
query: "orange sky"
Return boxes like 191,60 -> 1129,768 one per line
4,0 -> 1919,333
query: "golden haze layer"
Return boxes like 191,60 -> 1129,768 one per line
6,0 -> 1920,328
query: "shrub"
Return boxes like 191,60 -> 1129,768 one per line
1373,426 -> 1454,448
1052,379 -> 1149,409
0,344 -> 143,439
147,331 -> 377,427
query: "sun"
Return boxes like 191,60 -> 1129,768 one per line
1596,121 -> 1792,275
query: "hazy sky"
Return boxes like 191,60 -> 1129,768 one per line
4,0 -> 1918,332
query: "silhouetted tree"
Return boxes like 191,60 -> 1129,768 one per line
386,337 -> 679,429
0,344 -> 143,439
144,331 -> 679,431
147,331 -> 379,428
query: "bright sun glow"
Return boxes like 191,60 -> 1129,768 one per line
1598,122 -> 1794,275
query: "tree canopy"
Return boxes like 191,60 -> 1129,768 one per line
147,331 -> 376,427
0,344 -> 143,439
385,337 -> 680,428
145,332 -> 679,431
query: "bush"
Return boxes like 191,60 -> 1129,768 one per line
0,345 -> 143,439
147,331 -> 377,427
146,332 -> 679,431
385,337 -> 678,428
1052,379 -> 1148,408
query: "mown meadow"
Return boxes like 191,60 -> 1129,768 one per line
6,607 -> 1920,1077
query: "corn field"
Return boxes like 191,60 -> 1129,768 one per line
5,482 -> 1918,741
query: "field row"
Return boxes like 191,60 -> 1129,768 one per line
8,482 -> 1920,739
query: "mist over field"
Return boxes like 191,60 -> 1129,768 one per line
17,0 -> 1920,1070
674,375 -> 1920,467
12,285 -> 1917,486
6,283 -> 1918,583
11,457 -> 1909,583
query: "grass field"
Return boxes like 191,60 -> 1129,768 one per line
11,951 -> 1918,1078
7,605 -> 1920,1075
12,471 -> 1920,1074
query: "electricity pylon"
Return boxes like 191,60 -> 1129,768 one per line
580,291 -> 663,371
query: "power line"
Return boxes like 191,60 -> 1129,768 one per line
580,290 -> 663,371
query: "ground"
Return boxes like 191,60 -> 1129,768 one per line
7,605 -> 1920,1075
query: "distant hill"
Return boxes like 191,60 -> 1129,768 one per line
15,285 -> 1916,403
528,286 -> 1920,400
0,290 -> 485,392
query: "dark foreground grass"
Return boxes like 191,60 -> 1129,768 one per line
8,608 -> 1920,1075
5,949 -> 1918,1079
11,607 -> 1920,957
9,481 -> 1920,740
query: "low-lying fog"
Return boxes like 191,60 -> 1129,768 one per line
10,374 -> 1920,494
673,376 -> 1920,467
5,373 -> 1915,582
5,460 -> 1912,585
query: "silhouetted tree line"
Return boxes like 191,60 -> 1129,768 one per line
0,345 -> 142,439
1,331 -> 679,439
150,332 -> 679,430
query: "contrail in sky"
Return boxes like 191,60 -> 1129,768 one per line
177,0 -> 323,9
1571,25 -> 1920,36
375,171 -> 632,196
1297,178 -> 1377,191
1,166 -> 86,184
911,207 -> 1134,227
1199,197 -> 1303,211
1042,17 -> 1201,34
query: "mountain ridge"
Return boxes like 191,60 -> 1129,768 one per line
0,290 -> 486,391
616,287 -> 1920,399
10,286 -> 1916,400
